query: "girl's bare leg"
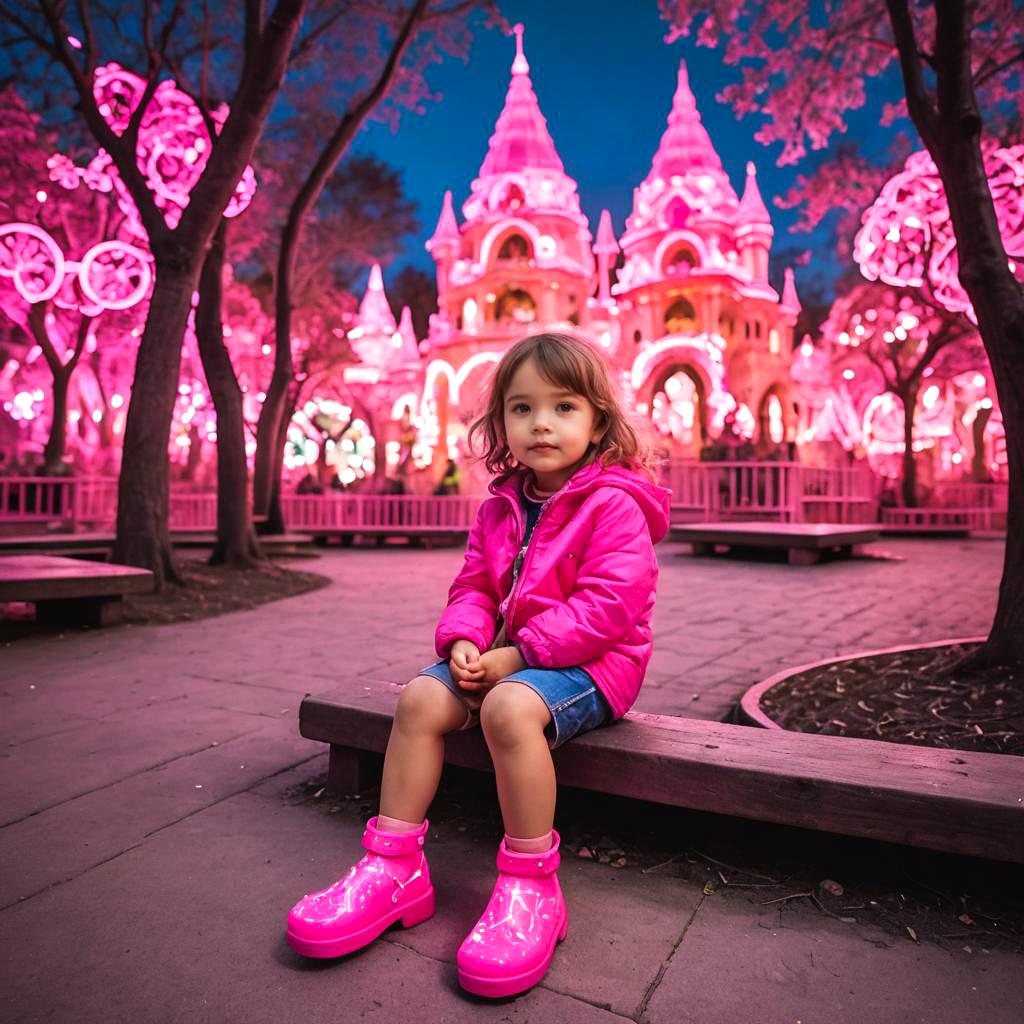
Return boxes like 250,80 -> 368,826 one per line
378,675 -> 472,823
479,682 -> 556,838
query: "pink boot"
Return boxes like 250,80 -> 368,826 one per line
286,816 -> 434,958
457,830 -> 568,998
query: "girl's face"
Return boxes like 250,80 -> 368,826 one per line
502,357 -> 604,492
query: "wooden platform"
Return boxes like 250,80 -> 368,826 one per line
307,528 -> 468,549
669,521 -> 882,565
0,554 -> 153,625
0,532 -> 114,561
169,531 -> 317,556
300,680 -> 1024,862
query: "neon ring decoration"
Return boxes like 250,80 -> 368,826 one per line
854,144 -> 1024,324
85,62 -> 257,235
0,222 -> 152,311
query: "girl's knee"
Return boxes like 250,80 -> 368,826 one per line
480,682 -> 549,744
394,675 -> 464,733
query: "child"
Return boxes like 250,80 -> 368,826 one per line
286,332 -> 670,997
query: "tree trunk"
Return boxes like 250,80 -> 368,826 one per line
899,386 -> 918,507
261,379 -> 300,535
43,367 -> 70,474
889,0 -> 1024,666
111,265 -> 199,586
194,219 -> 262,567
971,406 -> 993,481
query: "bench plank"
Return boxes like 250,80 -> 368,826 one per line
0,554 -> 153,625
300,681 -> 1024,863
670,521 -> 881,549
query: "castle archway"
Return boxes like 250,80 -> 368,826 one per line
645,362 -> 709,459
757,383 -> 794,450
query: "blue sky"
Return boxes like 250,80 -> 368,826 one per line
349,0 -> 905,303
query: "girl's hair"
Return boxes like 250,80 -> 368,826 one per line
468,332 -> 661,481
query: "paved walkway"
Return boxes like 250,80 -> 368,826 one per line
1,535 -> 1020,1023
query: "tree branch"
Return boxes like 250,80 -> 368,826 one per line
885,0 -> 939,147
35,0 -> 169,242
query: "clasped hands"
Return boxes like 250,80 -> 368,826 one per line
449,638 -> 526,709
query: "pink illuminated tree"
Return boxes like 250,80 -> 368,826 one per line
0,87 -> 149,474
0,2 -> 307,586
821,280 -> 988,504
660,0 -> 1024,666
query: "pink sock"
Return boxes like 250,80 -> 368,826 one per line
376,814 -> 423,835
505,831 -> 553,854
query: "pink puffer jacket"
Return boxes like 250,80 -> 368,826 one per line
435,460 -> 671,719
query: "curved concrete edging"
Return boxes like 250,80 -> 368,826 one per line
738,635 -> 988,730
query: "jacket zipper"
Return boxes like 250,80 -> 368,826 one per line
503,486 -> 564,640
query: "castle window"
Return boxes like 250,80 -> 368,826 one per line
633,329 -> 643,344
497,183 -> 525,213
768,328 -> 780,354
495,286 -> 536,324
664,197 -> 691,230
664,245 -> 698,277
497,233 -> 531,261
665,298 -> 697,335
755,321 -> 762,339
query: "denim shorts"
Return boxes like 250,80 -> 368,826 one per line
416,659 -> 613,750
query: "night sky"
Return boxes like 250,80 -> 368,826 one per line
351,0 -> 904,303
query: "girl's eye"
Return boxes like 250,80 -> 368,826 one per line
557,402 -> 575,412
511,403 -> 529,414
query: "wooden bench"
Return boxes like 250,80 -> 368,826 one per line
0,531 -> 115,561
0,554 -> 153,626
300,680 -> 1024,863
669,521 -> 882,565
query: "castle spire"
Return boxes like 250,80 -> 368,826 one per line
356,264 -> 396,333
736,161 -> 772,225
397,305 -> 420,363
647,61 -> 732,189
594,209 -> 618,254
426,190 -> 460,253
477,24 -> 564,178
781,267 -> 802,314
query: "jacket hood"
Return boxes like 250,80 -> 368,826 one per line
490,461 -> 671,544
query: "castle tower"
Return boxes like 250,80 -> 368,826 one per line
426,24 -> 595,357
735,162 -> 773,282
615,60 -> 795,452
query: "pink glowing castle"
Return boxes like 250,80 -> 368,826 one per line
345,26 -> 801,485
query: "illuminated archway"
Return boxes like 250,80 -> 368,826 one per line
647,363 -> 709,456
757,386 -> 789,447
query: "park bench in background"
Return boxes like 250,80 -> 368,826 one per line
669,521 -> 882,565
299,680 -> 1024,863
0,553 -> 153,625
0,531 -> 115,561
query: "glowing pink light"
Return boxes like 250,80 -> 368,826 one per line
854,145 -> 1024,323
0,223 -> 152,311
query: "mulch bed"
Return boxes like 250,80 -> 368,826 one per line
0,557 -> 330,641
759,642 -> 1023,757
